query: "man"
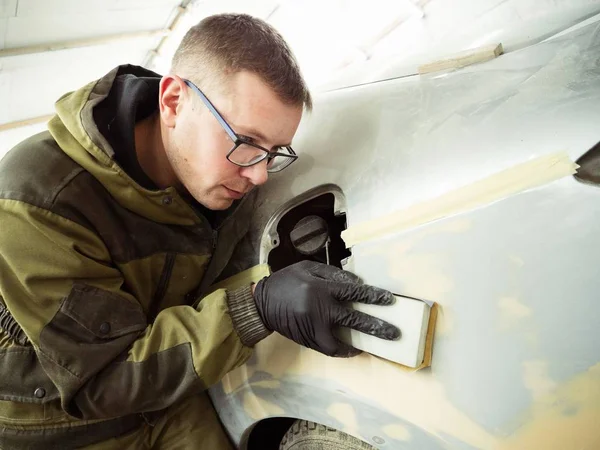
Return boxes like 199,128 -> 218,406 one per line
0,14 -> 399,449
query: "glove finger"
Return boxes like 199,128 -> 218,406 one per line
304,261 -> 362,284
332,340 -> 362,358
329,282 -> 395,306
313,329 -> 345,357
336,308 -> 401,341
311,318 -> 362,357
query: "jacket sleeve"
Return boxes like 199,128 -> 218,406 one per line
0,199 -> 271,420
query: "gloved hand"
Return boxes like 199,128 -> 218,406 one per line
253,260 -> 400,357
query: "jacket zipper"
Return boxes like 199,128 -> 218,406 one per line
148,253 -> 176,322
186,196 -> 251,306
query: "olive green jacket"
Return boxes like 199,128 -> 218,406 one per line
0,66 -> 270,448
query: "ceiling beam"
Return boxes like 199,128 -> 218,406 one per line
0,114 -> 53,132
0,29 -> 170,58
144,1 -> 193,68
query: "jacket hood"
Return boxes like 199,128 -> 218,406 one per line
47,65 -> 202,226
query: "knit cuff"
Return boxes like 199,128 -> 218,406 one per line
226,284 -> 271,347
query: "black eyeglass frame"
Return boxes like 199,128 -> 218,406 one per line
183,79 -> 298,173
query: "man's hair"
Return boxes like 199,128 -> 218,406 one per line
171,13 -> 312,110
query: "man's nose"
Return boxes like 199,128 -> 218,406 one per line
240,161 -> 269,186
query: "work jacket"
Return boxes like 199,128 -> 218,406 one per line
0,65 -> 270,449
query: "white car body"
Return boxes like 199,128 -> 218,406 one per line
210,11 -> 600,450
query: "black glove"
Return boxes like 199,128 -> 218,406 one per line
253,260 -> 400,357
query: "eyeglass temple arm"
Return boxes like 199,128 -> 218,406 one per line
183,80 -> 239,143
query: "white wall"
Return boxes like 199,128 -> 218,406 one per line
0,122 -> 46,161
2,0 -> 600,153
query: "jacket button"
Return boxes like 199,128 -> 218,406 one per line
162,196 -> 173,205
99,322 -> 111,335
34,387 -> 46,399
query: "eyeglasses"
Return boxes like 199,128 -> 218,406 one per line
184,79 -> 298,173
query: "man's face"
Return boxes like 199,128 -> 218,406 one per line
159,71 -> 303,210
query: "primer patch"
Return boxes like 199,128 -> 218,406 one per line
382,423 -> 411,441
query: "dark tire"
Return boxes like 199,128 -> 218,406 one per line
279,420 -> 377,450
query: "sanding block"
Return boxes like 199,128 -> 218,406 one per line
338,295 -> 437,369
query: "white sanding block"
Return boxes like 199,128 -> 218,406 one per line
338,295 -> 432,368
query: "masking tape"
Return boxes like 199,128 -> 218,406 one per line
342,152 -> 578,248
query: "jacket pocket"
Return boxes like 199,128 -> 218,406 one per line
60,284 -> 147,340
37,284 -> 148,416
0,347 -> 60,406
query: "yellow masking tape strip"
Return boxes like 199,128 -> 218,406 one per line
341,152 -> 578,248
418,43 -> 504,75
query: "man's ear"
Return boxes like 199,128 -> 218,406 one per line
159,75 -> 185,129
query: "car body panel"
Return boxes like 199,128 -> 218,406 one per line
209,16 -> 600,450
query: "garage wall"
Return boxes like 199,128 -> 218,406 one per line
2,0 -> 600,159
